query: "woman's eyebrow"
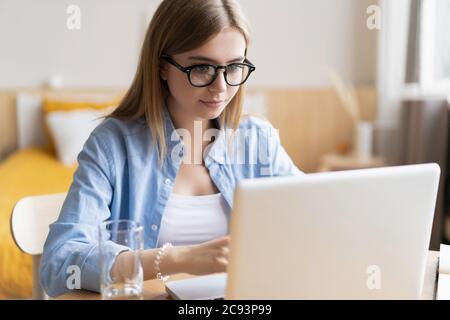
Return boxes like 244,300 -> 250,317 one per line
187,55 -> 245,64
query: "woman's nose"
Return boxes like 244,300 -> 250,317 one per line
208,69 -> 227,92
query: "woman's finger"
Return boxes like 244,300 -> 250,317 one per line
207,235 -> 230,247
221,246 -> 229,258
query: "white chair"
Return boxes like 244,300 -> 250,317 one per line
10,193 -> 67,300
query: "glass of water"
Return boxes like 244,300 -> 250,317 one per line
99,219 -> 144,300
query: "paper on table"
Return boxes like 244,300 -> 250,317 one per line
439,244 -> 450,274
437,274 -> 450,300
437,244 -> 450,300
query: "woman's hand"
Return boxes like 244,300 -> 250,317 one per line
171,236 -> 230,276
135,236 -> 230,280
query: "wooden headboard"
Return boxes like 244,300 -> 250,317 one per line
0,87 -> 376,172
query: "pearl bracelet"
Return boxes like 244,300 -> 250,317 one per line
155,242 -> 173,282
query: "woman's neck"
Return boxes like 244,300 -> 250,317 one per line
167,99 -> 215,165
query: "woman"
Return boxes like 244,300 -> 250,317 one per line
40,0 -> 302,297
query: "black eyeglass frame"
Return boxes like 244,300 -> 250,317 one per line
161,55 -> 256,87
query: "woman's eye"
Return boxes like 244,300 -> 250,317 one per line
227,65 -> 242,73
195,66 -> 212,74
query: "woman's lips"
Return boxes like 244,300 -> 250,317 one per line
200,100 -> 225,108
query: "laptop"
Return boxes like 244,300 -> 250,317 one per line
166,163 -> 440,299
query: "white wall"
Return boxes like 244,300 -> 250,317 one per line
0,0 -> 377,88
241,0 -> 377,88
0,0 -> 157,88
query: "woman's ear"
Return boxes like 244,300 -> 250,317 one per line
160,62 -> 168,81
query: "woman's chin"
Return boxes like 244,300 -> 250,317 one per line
197,105 -> 225,119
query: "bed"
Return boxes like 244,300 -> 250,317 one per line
0,90 -> 120,299
0,147 -> 76,298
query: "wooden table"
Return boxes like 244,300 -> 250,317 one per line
57,251 -> 439,300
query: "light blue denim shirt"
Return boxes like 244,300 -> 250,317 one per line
40,105 -> 303,297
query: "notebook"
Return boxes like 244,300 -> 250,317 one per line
165,273 -> 226,300
437,244 -> 450,300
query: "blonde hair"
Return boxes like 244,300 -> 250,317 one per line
108,0 -> 252,165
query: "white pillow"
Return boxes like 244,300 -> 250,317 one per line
46,107 -> 114,166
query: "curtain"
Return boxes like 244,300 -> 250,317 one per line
401,100 -> 449,249
405,0 -> 423,83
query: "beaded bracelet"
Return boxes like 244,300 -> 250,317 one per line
154,242 -> 173,282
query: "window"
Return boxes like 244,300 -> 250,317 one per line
420,0 -> 450,91
433,0 -> 450,82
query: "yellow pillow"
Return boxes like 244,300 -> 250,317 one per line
43,98 -> 119,152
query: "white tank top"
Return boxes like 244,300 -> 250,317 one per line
156,192 -> 230,247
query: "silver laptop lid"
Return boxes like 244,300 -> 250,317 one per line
226,163 -> 440,299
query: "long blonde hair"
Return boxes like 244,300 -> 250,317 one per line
109,0 -> 252,164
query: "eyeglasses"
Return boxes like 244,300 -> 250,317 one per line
161,55 -> 256,87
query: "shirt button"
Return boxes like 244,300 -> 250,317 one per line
151,224 -> 158,231
164,178 -> 171,185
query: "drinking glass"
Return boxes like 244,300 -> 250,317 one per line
98,219 -> 144,300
